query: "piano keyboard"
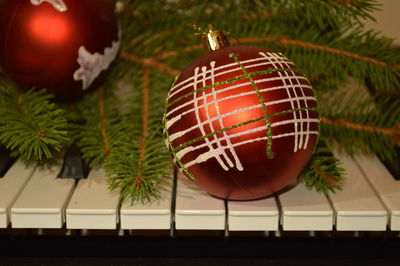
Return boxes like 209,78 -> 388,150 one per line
0,150 -> 399,234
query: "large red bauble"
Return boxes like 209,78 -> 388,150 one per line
0,0 -> 119,101
164,45 -> 320,200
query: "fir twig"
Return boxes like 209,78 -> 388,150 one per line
274,0 -> 379,28
138,67 -> 151,185
0,83 -> 68,160
156,36 -> 399,71
98,87 -> 111,157
154,33 -> 399,94
320,92 -> 400,162
237,37 -> 400,70
300,139 -> 345,193
321,117 -> 400,145
75,83 -> 123,168
105,68 -> 173,205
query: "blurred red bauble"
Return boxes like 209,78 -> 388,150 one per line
0,0 -> 119,101
164,31 -> 319,200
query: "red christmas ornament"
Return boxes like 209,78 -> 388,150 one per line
164,30 -> 319,200
0,0 -> 119,101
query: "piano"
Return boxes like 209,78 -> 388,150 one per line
0,143 -> 400,260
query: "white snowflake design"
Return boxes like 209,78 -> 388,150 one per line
30,0 -> 68,12
73,40 -> 120,91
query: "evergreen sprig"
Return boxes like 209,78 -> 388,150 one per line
105,128 -> 172,204
0,0 -> 399,203
73,83 -> 127,168
105,68 -> 173,204
300,139 -> 345,193
320,92 -> 400,162
275,0 -> 379,28
0,82 -> 69,160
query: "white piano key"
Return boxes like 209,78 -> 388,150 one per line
11,164 -> 75,228
66,168 -> 120,229
228,196 -> 279,231
175,172 -> 225,230
0,160 -> 35,228
329,151 -> 387,231
120,185 -> 172,230
278,183 -> 334,231
353,154 -> 400,231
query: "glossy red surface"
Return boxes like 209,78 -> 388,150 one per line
166,45 -> 319,200
0,0 -> 118,101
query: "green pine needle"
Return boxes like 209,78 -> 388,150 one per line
300,139 -> 345,193
0,83 -> 69,160
320,92 -> 400,162
104,68 -> 173,204
105,132 -> 173,205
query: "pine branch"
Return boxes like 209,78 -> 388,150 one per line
320,92 -> 400,162
321,117 -> 400,145
155,31 -> 399,91
0,82 -> 69,160
98,87 -> 112,157
74,57 -> 129,168
239,36 -> 400,70
105,68 -> 172,204
270,0 -> 379,29
128,0 -> 378,34
137,67 -> 151,186
267,26 -> 400,91
300,139 -> 345,193
74,79 -> 125,168
156,35 -> 400,71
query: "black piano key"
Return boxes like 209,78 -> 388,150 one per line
380,147 -> 400,181
57,145 -> 90,180
0,145 -> 17,178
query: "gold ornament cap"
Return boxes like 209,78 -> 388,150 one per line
202,29 -> 230,51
